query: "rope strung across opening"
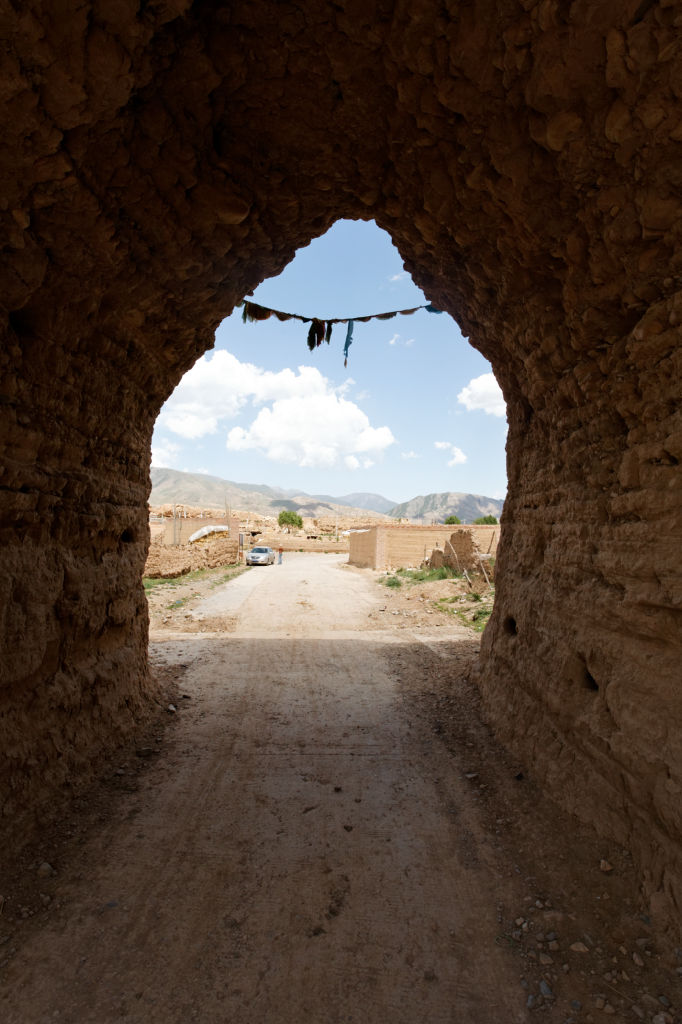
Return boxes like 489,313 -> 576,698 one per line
239,300 -> 443,366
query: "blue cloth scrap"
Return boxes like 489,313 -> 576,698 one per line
344,319 -> 354,358
425,304 -> 443,314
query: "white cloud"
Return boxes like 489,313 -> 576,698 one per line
157,351 -> 336,439
389,272 -> 408,282
457,372 -> 506,417
227,390 -> 394,468
447,446 -> 467,466
155,350 -> 394,469
355,389 -> 370,401
388,333 -> 415,348
434,441 -> 468,466
151,439 -> 181,467
401,450 -> 419,460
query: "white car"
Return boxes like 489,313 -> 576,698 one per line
246,546 -> 276,565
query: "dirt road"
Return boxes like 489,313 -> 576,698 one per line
2,556 -> 680,1023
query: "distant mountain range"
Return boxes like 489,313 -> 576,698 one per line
389,491 -> 504,523
149,468 -> 394,517
310,491 -> 398,515
149,468 -> 504,523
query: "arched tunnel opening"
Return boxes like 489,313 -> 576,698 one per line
1,0 -> 681,1008
144,216 -> 509,737
149,218 -> 507,525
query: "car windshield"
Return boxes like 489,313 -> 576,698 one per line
251,547 -> 268,553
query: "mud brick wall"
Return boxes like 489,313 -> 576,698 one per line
429,527 -> 498,572
470,526 -> 499,558
349,526 -> 462,569
348,530 -> 379,569
144,536 -> 240,579
384,528 -> 459,569
441,529 -> 479,572
1,0 -> 680,932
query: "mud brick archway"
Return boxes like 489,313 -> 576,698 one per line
1,2 -> 680,929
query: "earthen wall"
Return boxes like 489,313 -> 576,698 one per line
349,526 -> 465,569
348,530 -> 379,569
469,526 -> 499,557
385,528 -> 459,569
144,536 -> 240,578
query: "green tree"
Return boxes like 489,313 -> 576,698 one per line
278,509 -> 303,531
473,514 -> 498,525
444,515 -> 461,525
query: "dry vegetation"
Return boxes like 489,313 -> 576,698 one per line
362,564 -> 495,633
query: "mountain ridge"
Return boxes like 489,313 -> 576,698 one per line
150,468 -> 504,522
310,491 -> 398,514
149,468 -> 393,517
389,491 -> 504,523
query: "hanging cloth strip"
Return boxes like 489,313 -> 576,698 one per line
343,320 -> 354,368
241,301 -> 273,323
306,319 -> 326,351
238,300 -> 443,365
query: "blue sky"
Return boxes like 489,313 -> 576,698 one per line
152,220 -> 507,503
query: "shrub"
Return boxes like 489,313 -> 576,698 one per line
444,515 -> 461,525
397,566 -> 461,582
473,514 -> 498,525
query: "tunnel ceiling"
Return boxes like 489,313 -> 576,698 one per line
4,0 -> 680,398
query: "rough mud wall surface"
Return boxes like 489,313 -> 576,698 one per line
1,1 -> 681,927
144,536 -> 239,579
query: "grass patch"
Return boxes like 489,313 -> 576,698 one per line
381,565 -> 465,590
465,606 -> 493,632
396,566 -> 462,583
436,595 -> 494,633
209,566 -> 248,588
143,577 -> 176,592
178,563 -> 243,585
143,563 -> 247,596
143,563 -> 244,590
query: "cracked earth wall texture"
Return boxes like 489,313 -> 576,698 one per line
1,1 -> 680,928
